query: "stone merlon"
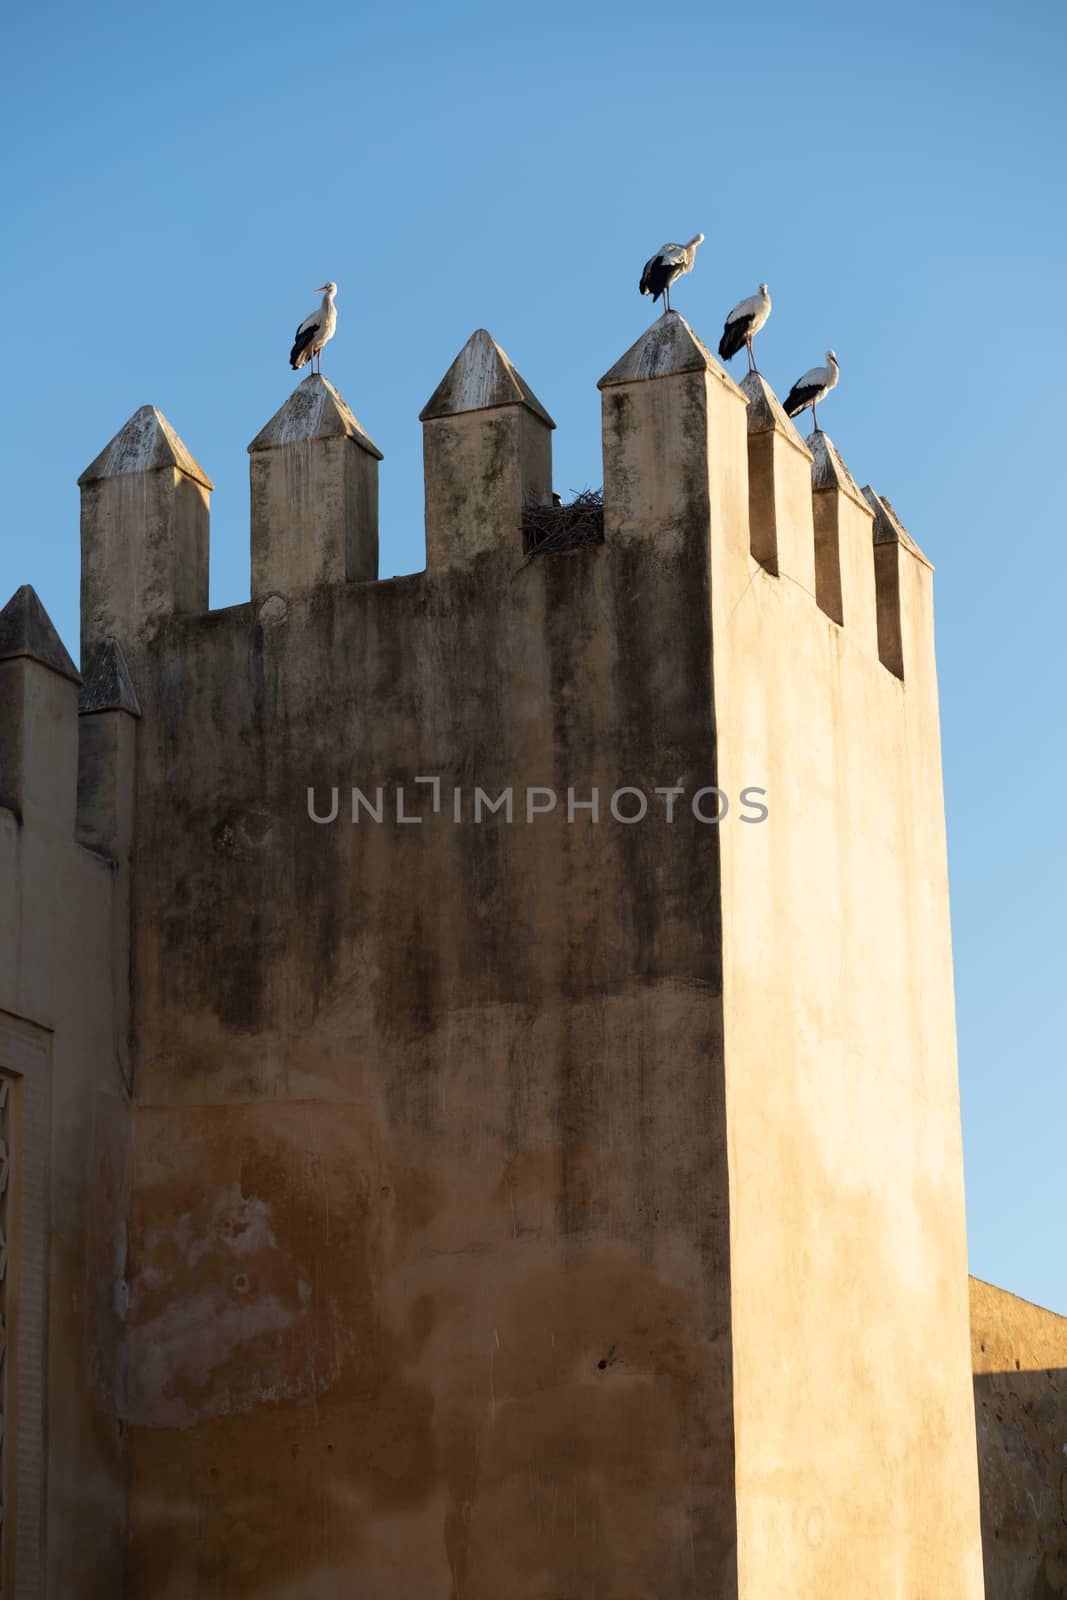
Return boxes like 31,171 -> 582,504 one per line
78,403 -> 213,490
863,484 -> 933,569
248,373 -> 382,459
421,329 -> 554,568
740,370 -> 809,449
79,403 -> 211,662
79,637 -> 142,718
810,429 -> 869,507
807,432 -> 877,649
597,310 -> 742,394
739,371 -> 815,587
0,583 -> 81,683
420,327 -> 554,425
248,373 -> 381,596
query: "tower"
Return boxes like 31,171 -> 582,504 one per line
1,320 -> 984,1596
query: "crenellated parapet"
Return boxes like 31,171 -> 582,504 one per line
72,315 -> 935,691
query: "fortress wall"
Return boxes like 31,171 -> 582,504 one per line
969,1276 -> 1067,1599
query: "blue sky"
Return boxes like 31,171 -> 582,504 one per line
2,0 -> 1064,1311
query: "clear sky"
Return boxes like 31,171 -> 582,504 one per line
2,0 -> 1064,1311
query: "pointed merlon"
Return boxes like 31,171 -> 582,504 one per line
0,585 -> 81,684
420,329 -> 555,426
78,637 -> 141,718
598,313 -> 740,393
862,487 -> 933,570
741,372 -> 811,452
248,373 -> 382,458
810,432 -> 869,509
78,405 -> 213,490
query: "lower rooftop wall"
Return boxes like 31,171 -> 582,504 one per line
969,1276 -> 1067,1600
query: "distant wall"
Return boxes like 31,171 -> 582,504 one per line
970,1276 -> 1067,1599
0,608 -> 132,1596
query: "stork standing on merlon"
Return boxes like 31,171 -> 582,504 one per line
639,235 -> 704,315
290,282 -> 338,374
718,283 -> 773,372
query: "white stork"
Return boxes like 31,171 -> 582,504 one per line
289,282 -> 338,374
718,283 -> 772,372
639,235 -> 704,315
783,350 -> 840,432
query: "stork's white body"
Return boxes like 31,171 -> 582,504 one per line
296,298 -> 337,348
653,239 -> 699,274
725,285 -> 772,338
793,359 -> 839,401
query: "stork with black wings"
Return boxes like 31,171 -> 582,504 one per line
290,282 -> 338,374
782,350 -> 840,433
639,235 -> 704,315
718,283 -> 772,372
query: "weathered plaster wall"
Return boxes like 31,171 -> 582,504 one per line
118,437 -> 738,1590
0,603 -> 131,1596
970,1276 -> 1067,1599
708,380 -> 985,1590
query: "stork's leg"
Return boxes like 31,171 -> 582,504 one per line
811,400 -> 818,433
747,335 -> 755,373
664,285 -> 670,315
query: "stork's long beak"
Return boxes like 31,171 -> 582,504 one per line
314,284 -> 330,293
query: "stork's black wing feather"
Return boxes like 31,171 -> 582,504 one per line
289,322 -> 319,369
639,257 -> 677,302
783,381 -> 819,417
718,314 -> 754,361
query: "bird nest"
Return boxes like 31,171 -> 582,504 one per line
520,488 -> 605,560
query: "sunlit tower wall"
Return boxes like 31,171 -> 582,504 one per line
70,314 -> 983,1599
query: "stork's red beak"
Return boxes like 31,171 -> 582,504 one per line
314,284 -> 330,293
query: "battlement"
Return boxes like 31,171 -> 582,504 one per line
4,314 -> 935,855
74,314 -> 932,689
